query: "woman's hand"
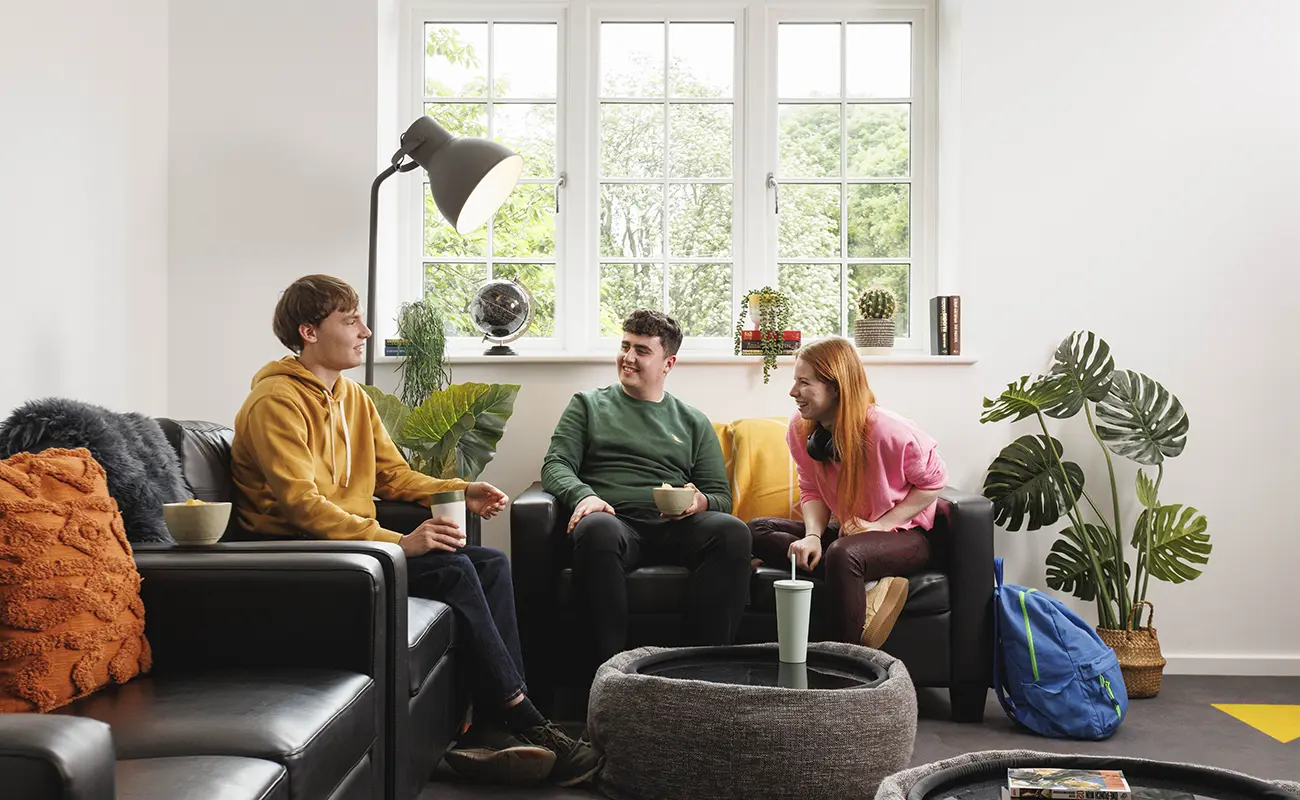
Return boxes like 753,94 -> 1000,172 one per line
466,482 -> 509,518
789,535 -> 824,572
842,516 -> 891,535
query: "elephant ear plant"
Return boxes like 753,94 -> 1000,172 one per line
980,331 -> 1210,630
361,299 -> 520,480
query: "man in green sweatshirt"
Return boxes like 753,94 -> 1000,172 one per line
542,310 -> 752,667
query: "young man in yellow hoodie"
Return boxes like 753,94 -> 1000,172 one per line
230,275 -> 600,787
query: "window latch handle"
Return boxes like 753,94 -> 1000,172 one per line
767,173 -> 779,214
555,173 -> 566,213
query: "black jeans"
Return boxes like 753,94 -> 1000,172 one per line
405,546 -> 526,714
569,509 -> 752,666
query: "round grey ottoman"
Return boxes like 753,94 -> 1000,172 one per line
588,642 -> 917,800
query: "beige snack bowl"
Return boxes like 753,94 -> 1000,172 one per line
162,501 -> 231,545
653,486 -> 696,516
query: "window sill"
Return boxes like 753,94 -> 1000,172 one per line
371,352 -> 977,366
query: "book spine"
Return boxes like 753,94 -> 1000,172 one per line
929,297 -> 942,355
1009,790 -> 1130,800
939,297 -> 950,355
949,295 -> 961,355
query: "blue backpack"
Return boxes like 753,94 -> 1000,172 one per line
993,557 -> 1129,740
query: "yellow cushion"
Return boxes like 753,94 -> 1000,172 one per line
712,421 -> 734,488
724,417 -> 802,523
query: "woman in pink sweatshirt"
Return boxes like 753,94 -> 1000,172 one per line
749,336 -> 948,648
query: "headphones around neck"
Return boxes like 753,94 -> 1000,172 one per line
806,425 -> 837,463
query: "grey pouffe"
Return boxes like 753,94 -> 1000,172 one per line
588,642 -> 917,800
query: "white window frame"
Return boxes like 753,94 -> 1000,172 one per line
765,3 -> 936,352
401,0 -> 937,356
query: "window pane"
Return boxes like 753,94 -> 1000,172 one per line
777,24 -> 840,98
670,263 -> 732,337
778,104 -> 840,178
493,263 -> 556,337
493,24 -> 557,98
847,104 -> 909,178
600,184 -> 664,258
847,184 -> 909,258
600,263 -> 663,336
424,102 -> 486,138
492,184 -> 555,258
849,263 -> 910,338
424,262 -> 488,336
779,263 -> 841,337
601,104 -> 664,178
494,104 -> 556,178
778,184 -> 840,259
425,23 -> 488,97
670,104 -> 731,178
669,23 -> 733,98
426,184 -> 486,257
669,184 -> 732,258
601,23 -> 665,97
846,24 -> 911,98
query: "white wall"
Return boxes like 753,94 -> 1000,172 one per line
160,0 -> 1300,673
167,0 -> 385,423
0,1 -> 169,417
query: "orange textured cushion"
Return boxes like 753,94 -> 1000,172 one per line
728,417 -> 803,523
0,448 -> 151,713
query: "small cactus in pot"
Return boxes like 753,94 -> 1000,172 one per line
854,288 -> 897,352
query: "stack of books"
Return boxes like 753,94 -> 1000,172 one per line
929,295 -> 962,356
1004,767 -> 1131,799
384,338 -> 408,357
738,329 -> 801,356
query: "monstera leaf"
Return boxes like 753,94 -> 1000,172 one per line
400,383 -> 521,480
980,374 -> 1073,424
982,434 -> 1084,531
1046,331 -> 1115,419
1046,522 -> 1130,602
1096,370 -> 1188,465
1133,503 -> 1210,584
359,384 -> 411,445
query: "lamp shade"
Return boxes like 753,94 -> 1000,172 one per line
400,116 -> 523,234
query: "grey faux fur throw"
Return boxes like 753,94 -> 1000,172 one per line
0,398 -> 184,543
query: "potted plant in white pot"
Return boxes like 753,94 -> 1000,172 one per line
854,287 -> 897,354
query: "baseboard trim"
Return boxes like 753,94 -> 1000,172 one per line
1162,654 -> 1300,676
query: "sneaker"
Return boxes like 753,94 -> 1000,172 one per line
443,724 -> 556,784
518,722 -> 604,787
861,576 -> 909,649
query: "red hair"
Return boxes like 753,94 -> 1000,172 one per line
795,337 -> 877,517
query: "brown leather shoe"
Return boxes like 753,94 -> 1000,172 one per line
861,577 -> 909,648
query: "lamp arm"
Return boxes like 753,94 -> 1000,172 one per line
365,163 -> 401,386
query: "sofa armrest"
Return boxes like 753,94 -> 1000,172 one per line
510,482 -> 564,604
930,487 -> 995,689
134,551 -> 386,681
0,715 -> 115,800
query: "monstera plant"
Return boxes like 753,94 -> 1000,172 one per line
361,383 -> 520,481
980,331 -> 1210,630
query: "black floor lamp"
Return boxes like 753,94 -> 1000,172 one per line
365,116 -> 523,385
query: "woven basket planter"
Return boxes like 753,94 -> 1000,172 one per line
1096,600 -> 1167,698
854,318 -> 895,352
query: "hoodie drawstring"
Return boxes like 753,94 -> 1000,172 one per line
324,391 -> 351,488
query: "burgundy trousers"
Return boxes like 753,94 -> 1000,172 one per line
749,517 -> 932,644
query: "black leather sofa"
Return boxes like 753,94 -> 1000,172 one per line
149,418 -> 475,800
511,483 -> 995,722
0,549 -> 388,800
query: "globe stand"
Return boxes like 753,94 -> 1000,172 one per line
483,343 -> 518,356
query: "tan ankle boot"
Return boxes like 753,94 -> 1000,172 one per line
860,577 -> 909,649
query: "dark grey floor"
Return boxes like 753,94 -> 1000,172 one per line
419,675 -> 1299,799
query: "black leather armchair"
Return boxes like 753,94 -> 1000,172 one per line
149,418 -> 475,800
511,483 -> 995,722
0,550 -> 387,800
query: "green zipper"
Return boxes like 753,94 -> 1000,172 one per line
1019,589 -> 1039,681
1100,675 -> 1122,719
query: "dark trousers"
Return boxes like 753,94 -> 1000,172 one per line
570,509 -> 752,666
405,546 -> 526,714
749,518 -> 932,644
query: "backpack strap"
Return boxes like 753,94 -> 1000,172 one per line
991,557 -> 1017,722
